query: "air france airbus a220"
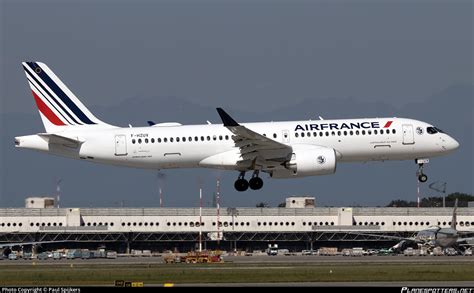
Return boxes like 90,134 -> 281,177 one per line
15,62 -> 460,191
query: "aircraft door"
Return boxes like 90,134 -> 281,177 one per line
282,130 -> 290,143
402,125 -> 415,145
115,135 -> 127,156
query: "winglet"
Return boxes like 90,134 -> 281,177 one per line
216,108 -> 239,127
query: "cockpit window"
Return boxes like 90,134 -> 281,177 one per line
427,127 -> 438,134
427,127 -> 445,134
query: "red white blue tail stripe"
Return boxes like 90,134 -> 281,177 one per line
22,62 -> 104,128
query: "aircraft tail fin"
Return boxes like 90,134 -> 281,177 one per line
21,62 -> 113,133
451,198 -> 458,230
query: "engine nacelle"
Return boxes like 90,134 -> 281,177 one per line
271,145 -> 337,178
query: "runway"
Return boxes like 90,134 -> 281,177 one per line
1,255 -> 472,286
1,254 -> 473,265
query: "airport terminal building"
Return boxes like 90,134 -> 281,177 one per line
1,200 -> 473,252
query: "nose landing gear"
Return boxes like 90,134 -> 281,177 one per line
416,159 -> 429,183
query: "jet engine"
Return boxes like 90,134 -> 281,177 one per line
271,145 -> 337,178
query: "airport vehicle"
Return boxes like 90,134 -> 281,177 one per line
164,251 -> 222,263
267,244 -> 278,256
15,62 -> 459,191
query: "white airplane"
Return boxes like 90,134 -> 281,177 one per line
15,62 -> 460,191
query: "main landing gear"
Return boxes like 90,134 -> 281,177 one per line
416,159 -> 429,183
234,171 -> 264,192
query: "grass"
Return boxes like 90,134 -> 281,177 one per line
0,262 -> 472,285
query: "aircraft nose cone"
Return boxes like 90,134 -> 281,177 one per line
447,137 -> 460,151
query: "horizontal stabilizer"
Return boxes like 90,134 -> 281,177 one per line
38,133 -> 83,147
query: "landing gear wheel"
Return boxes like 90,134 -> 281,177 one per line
416,160 -> 428,183
249,177 -> 264,190
234,178 -> 249,192
418,174 -> 428,183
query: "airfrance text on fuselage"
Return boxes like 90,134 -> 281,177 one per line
294,121 -> 392,132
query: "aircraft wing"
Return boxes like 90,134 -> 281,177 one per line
0,240 -> 67,248
38,133 -> 83,148
344,232 -> 417,242
216,108 -> 292,169
457,237 -> 474,244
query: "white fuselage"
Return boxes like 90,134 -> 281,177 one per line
15,117 -> 459,173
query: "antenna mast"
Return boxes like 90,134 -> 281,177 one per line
56,178 -> 62,208
216,177 -> 221,247
199,187 -> 203,252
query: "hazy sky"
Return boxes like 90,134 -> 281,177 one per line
1,0 -> 472,114
0,0 -> 472,208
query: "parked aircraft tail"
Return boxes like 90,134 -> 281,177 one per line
451,198 -> 458,230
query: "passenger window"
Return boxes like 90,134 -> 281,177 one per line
344,131 -> 347,136
176,137 -> 180,142
182,137 -> 186,142
219,135 -> 223,140
132,139 -> 136,144
195,136 -> 198,141
138,139 -> 142,144
374,130 -> 378,135
392,129 -> 396,134
201,136 -> 204,141
349,131 -> 353,136
362,130 -> 365,135
213,135 -> 217,141
189,137 -> 192,142
337,131 -> 341,136
355,130 -> 359,135
313,132 -> 317,137
145,138 -> 148,143
225,135 -> 229,140
207,136 -> 210,141
295,133 -> 299,138
151,138 -> 155,143
331,131 -> 335,136
301,133 -> 305,137
273,133 -> 277,139
164,138 -> 167,143
158,138 -> 161,143
368,130 -> 372,135
325,131 -> 329,136
170,137 -> 174,142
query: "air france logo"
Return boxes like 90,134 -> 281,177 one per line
294,121 -> 393,132
317,156 -> 326,164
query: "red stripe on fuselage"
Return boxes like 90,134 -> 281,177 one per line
31,90 -> 66,126
383,121 -> 393,128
